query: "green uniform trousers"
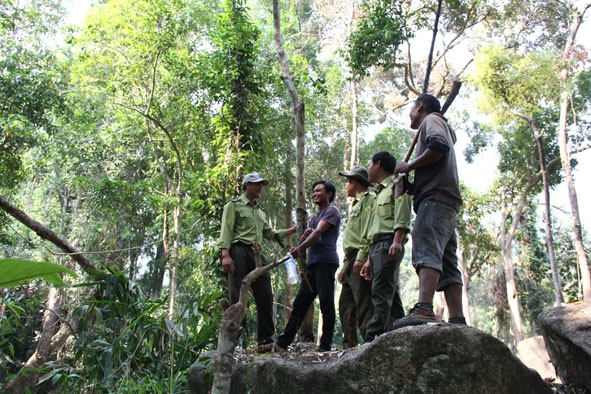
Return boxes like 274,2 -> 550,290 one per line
339,252 -> 373,348
364,237 -> 404,341
227,242 -> 274,345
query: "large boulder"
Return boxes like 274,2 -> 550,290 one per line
189,324 -> 551,394
516,336 -> 559,382
538,301 -> 591,391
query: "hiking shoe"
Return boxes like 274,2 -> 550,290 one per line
449,316 -> 467,325
391,304 -> 438,330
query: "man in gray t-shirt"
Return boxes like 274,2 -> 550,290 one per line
274,180 -> 341,353
393,93 -> 466,329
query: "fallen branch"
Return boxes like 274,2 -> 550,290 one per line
212,253 -> 290,394
0,194 -> 104,280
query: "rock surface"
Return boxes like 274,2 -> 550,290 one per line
516,336 -> 559,382
189,324 -> 552,394
538,301 -> 591,391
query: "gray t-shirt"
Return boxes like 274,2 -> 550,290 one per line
307,205 -> 341,266
413,113 -> 462,213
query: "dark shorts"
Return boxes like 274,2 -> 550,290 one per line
411,200 -> 463,291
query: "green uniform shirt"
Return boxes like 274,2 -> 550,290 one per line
217,194 -> 288,250
358,175 -> 412,261
342,189 -> 375,269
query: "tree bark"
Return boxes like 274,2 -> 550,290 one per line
4,288 -> 64,393
457,246 -> 471,325
150,241 -> 167,299
347,79 -> 359,167
343,0 -> 358,171
500,192 -> 525,344
557,3 -> 591,301
284,160 -> 295,323
0,195 -> 102,280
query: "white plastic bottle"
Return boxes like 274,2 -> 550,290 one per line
285,254 -> 299,285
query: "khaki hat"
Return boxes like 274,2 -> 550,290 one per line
338,165 -> 371,186
242,172 -> 269,186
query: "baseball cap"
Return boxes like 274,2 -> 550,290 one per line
242,172 -> 269,186
338,165 -> 371,186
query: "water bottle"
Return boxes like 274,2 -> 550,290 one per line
285,254 -> 299,285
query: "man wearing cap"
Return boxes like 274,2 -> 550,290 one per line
218,172 -> 296,347
337,165 -> 375,348
358,151 -> 412,341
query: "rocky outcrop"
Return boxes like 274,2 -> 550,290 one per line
538,301 -> 591,391
189,324 -> 552,394
516,336 -> 559,382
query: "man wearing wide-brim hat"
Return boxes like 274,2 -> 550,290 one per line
336,165 -> 375,348
218,172 -> 296,347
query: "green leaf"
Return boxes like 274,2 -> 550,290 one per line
0,258 -> 78,288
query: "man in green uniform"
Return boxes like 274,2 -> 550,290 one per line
218,172 -> 296,347
337,165 -> 375,348
358,151 -> 412,341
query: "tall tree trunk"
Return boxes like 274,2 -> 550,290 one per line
161,200 -> 171,301
558,3 -> 591,301
499,157 -> 565,343
501,235 -> 524,343
272,0 -> 313,342
169,201 -> 182,317
342,0 -> 358,171
284,160 -> 295,322
500,192 -> 525,344
349,80 -> 359,166
4,288 -> 64,393
141,82 -> 185,317
514,112 -> 563,306
272,0 -> 306,238
128,240 -> 137,282
457,246 -> 471,325
151,241 -> 167,299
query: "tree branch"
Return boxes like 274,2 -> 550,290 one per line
441,80 -> 462,115
0,195 -> 103,280
424,0 -> 443,93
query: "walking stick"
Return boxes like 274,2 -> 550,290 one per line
295,254 -> 314,293
275,233 -> 314,292
393,128 -> 420,197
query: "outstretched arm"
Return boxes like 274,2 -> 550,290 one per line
290,220 -> 332,259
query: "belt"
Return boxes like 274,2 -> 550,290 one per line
370,234 -> 394,245
233,241 -> 253,248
